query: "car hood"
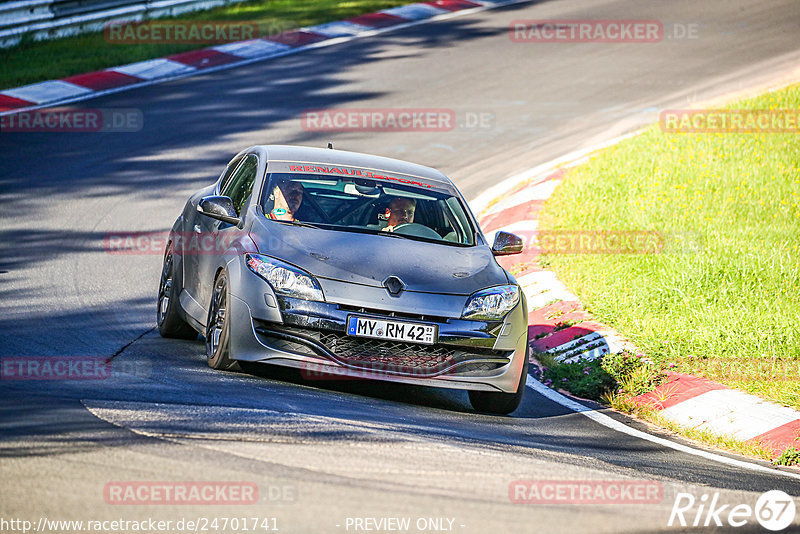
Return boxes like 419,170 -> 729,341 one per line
249,217 -> 509,295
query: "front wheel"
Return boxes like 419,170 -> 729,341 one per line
206,271 -> 236,370
469,345 -> 529,415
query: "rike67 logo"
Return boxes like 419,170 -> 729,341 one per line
668,490 -> 796,531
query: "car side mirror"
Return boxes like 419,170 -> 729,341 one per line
491,231 -> 523,256
198,196 -> 241,225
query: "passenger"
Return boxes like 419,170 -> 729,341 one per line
267,180 -> 304,221
382,197 -> 416,232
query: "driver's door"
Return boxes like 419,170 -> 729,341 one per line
190,154 -> 258,318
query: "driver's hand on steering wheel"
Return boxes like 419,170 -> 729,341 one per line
382,223 -> 408,233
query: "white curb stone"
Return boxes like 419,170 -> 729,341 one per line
306,21 -> 370,38
381,4 -> 448,20
113,58 -> 195,80
482,179 -> 562,217
661,389 -> 800,441
212,39 -> 291,59
3,80 -> 91,103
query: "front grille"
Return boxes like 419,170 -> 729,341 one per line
254,323 -> 510,377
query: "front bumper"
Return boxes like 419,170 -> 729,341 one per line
228,270 -> 528,393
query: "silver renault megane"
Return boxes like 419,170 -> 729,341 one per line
157,145 -> 529,414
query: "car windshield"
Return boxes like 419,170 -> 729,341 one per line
261,173 -> 476,246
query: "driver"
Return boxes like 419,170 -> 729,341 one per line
268,179 -> 304,221
382,197 -> 416,232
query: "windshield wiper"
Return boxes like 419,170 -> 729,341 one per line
270,220 -> 323,229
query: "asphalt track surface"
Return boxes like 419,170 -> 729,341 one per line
2,0 -> 800,532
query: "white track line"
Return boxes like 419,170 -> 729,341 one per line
525,376 -> 800,480
469,131 -> 642,217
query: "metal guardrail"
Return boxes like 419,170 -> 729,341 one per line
0,0 -> 242,48
50,1 -> 144,19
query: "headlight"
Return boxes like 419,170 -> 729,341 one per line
462,285 -> 520,320
245,254 -> 324,302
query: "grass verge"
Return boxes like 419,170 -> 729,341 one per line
530,83 -> 800,464
534,349 -> 664,400
0,0 -> 412,91
537,84 -> 800,410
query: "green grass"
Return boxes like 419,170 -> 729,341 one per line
775,447 -> 800,466
538,84 -> 800,409
533,355 -> 616,400
0,0 -> 412,91
532,348 -> 666,402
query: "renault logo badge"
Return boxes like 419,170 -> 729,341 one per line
383,276 -> 405,296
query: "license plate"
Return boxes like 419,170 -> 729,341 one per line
347,316 -> 437,345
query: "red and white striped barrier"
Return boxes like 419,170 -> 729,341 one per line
0,0 -> 515,114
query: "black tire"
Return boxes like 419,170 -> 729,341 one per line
206,271 -> 236,370
469,344 -> 529,415
157,247 -> 198,339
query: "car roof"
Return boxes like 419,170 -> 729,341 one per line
258,145 -> 454,188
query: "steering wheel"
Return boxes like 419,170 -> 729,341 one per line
392,223 -> 442,240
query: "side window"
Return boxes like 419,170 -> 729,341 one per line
218,154 -> 244,193
221,155 -> 258,216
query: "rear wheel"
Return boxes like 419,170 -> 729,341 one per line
157,248 -> 197,339
206,271 -> 236,370
469,345 -> 529,415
